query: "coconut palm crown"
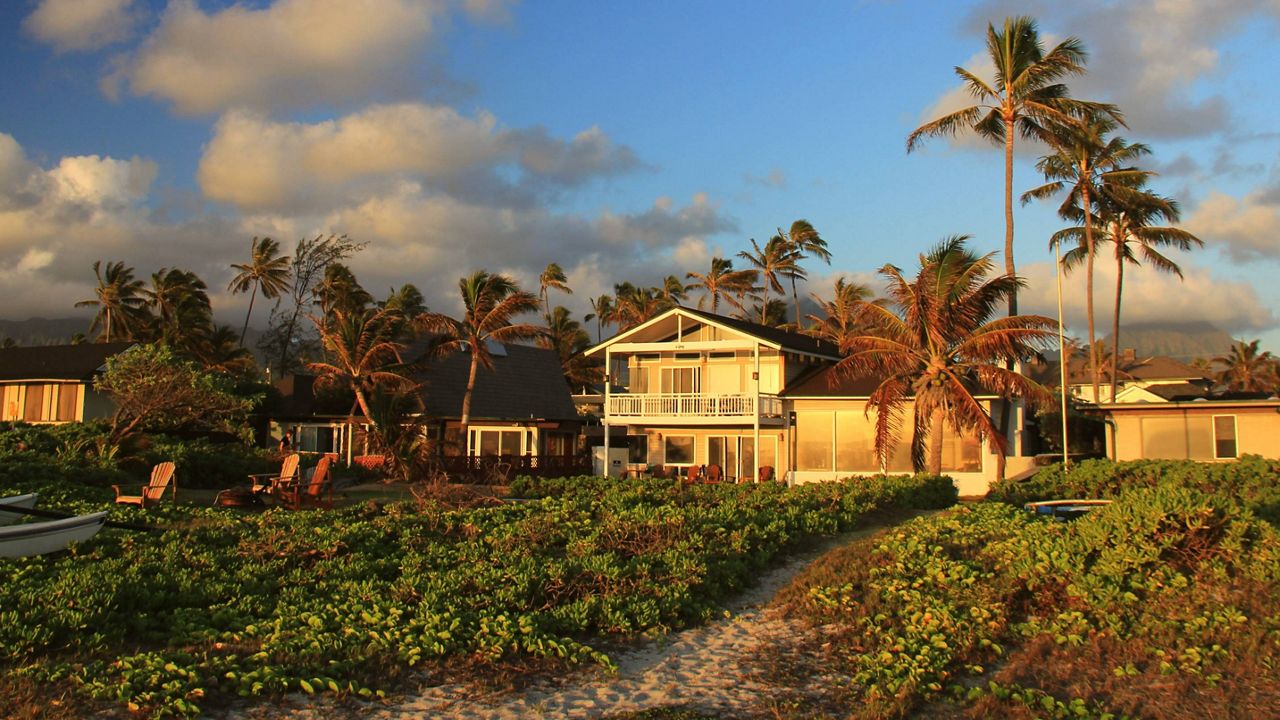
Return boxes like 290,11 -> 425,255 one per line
834,236 -> 1056,474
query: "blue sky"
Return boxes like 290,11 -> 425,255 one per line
1,0 -> 1278,351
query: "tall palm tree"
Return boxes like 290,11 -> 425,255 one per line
737,236 -> 800,324
1023,114 -> 1151,401
308,307 -> 410,429
607,282 -> 666,331
418,271 -> 541,448
907,16 -> 1115,316
1214,340 -> 1279,393
686,257 -> 758,315
585,294 -> 614,343
145,268 -> 213,351
540,306 -> 604,391
76,260 -> 147,342
314,263 -> 372,324
1054,180 -> 1201,401
657,275 -> 689,307
538,263 -> 572,322
805,276 -> 876,350
780,219 -> 831,324
835,237 -> 1055,474
228,236 -> 291,346
195,324 -> 257,377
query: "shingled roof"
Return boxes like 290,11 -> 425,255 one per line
414,343 -> 579,421
0,342 -> 134,382
671,308 -> 842,358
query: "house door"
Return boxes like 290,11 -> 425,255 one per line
707,436 -> 739,481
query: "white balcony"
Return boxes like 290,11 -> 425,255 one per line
607,392 -> 784,425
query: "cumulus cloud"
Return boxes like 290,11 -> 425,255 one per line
1184,190 -> 1280,263
1018,258 -> 1274,336
198,103 -> 643,212
109,0 -> 442,115
23,0 -> 140,52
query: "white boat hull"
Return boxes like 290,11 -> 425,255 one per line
0,494 -> 39,526
0,511 -> 108,558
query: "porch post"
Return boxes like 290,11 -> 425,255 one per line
753,343 -> 761,483
603,347 -> 611,477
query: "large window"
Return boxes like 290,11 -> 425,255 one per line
56,384 -> 78,422
472,428 -> 523,456
1141,416 -> 1214,460
795,412 -> 833,471
661,367 -> 700,394
664,435 -> 694,465
2,385 -> 22,421
297,425 -> 336,454
1213,416 -> 1237,459
836,411 -> 878,472
23,384 -> 44,422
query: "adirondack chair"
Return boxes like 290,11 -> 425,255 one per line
758,465 -> 776,483
249,453 -> 300,496
705,464 -> 723,483
685,465 -> 701,484
278,456 -> 334,510
114,462 -> 176,507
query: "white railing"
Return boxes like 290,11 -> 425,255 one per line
608,392 -> 782,419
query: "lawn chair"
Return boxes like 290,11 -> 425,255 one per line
249,453 -> 300,497
705,464 -> 723,483
114,461 -> 176,507
278,456 -> 334,510
685,465 -> 701,484
758,465 -> 775,483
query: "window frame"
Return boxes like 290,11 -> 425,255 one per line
663,434 -> 695,466
1212,414 -> 1238,460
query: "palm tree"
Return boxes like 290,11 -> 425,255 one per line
907,16 -> 1116,316
195,325 -> 257,377
144,268 -> 213,351
538,263 -> 572,322
805,276 -> 876,350
585,294 -> 614,343
1214,339 -> 1278,393
541,306 -> 604,391
380,284 -> 427,341
1054,180 -> 1201,401
76,260 -> 147,342
737,236 -> 800,324
308,307 -> 410,429
607,282 -> 666,331
657,275 -> 688,306
834,237 -> 1055,474
780,219 -> 830,324
1023,113 -> 1151,401
228,236 -> 291,346
686,257 -> 758,315
418,271 -> 541,448
314,263 -> 372,324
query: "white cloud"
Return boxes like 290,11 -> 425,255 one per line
1184,190 -> 1280,263
50,155 -> 157,208
198,103 -> 642,212
111,0 -> 442,115
1018,258 -> 1274,336
24,0 -> 140,52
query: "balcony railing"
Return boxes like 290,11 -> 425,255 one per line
608,392 -> 782,420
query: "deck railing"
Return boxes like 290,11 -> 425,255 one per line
607,392 -> 782,419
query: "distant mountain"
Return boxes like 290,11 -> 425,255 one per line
0,317 -> 92,345
1104,322 -> 1235,362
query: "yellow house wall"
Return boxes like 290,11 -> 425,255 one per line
626,349 -> 782,394
1110,407 -> 1280,461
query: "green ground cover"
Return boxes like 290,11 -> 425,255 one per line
0,471 -> 956,718
778,460 -> 1280,719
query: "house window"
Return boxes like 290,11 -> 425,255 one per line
471,428 -> 523,456
835,411 -> 878,472
660,367 -> 700,394
56,384 -> 78,422
2,385 -> 21,421
795,411 -> 833,471
23,384 -> 45,422
1213,416 -> 1237,459
664,435 -> 694,465
297,426 -> 336,454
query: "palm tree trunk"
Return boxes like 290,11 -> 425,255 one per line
928,407 -> 945,476
1003,120 -> 1017,316
1110,249 -> 1125,403
105,307 -> 112,343
760,284 -> 770,324
791,275 -> 800,326
239,283 -> 258,346
1082,184 -> 1099,403
353,385 -> 377,429
461,349 -> 480,455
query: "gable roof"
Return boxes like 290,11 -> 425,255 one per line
587,307 -> 841,359
780,363 -> 881,397
1024,353 -> 1213,388
0,342 -> 134,382
414,343 -> 579,421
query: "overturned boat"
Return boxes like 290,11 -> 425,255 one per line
0,508 -> 109,558
0,493 -> 38,526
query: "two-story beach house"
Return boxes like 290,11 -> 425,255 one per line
586,308 -> 1020,495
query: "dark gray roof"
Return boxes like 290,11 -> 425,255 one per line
413,343 -> 579,421
678,308 -> 842,358
0,342 -> 134,382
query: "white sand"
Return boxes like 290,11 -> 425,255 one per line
232,522 -> 899,719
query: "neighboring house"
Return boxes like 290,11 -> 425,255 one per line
1096,395 -> 1280,462
272,343 -> 584,471
0,342 -> 133,423
585,308 -> 1025,495
1028,349 -> 1213,404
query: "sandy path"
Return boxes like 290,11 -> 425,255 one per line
247,521 -> 897,719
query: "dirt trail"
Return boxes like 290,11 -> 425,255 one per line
244,520 -> 904,719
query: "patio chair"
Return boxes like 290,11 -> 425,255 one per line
278,456 -> 334,510
249,453 -> 300,496
758,465 -> 775,483
114,461 -> 176,507
705,464 -> 723,483
685,465 -> 701,484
